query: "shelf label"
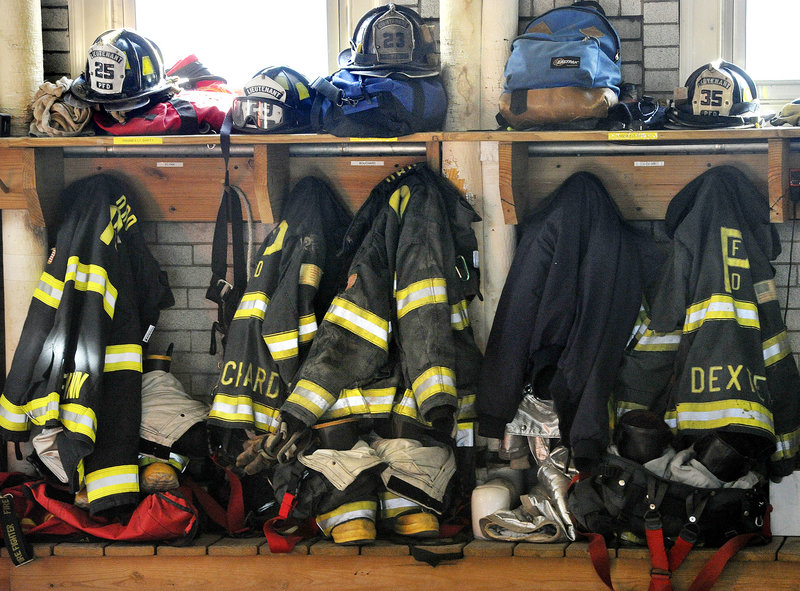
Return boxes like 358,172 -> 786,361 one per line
113,137 -> 164,145
634,161 -> 665,167
156,162 -> 184,168
608,131 -> 659,141
351,160 -> 385,167
349,137 -> 398,142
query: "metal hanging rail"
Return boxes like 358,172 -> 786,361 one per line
527,140 -> 800,156
61,144 -> 428,158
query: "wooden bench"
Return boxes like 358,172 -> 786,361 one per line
1,535 -> 798,590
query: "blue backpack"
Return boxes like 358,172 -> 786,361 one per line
310,70 -> 447,137
503,1 -> 622,95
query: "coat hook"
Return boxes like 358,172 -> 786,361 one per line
0,177 -> 9,194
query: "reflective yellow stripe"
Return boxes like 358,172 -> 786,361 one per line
634,329 -> 682,352
763,331 -> 791,367
253,402 -> 281,433
451,300 -> 470,330
673,399 -> 774,433
209,394 -> 255,424
25,392 -> 60,425
316,500 -> 377,537
615,401 -> 649,419
233,292 -> 269,320
378,491 -> 420,520
65,256 -> 118,318
773,425 -> 800,462
100,219 -> 115,245
263,220 -> 288,255
412,366 -> 457,406
104,344 -> 143,372
362,387 -> 396,415
0,395 -> 31,432
457,394 -> 476,421
393,389 -> 420,421
323,389 -> 369,420
264,329 -> 299,361
456,421 -> 475,447
60,403 -> 98,441
85,465 -> 139,503
684,294 -> 760,332
298,314 -> 318,344
33,272 -> 65,309
287,379 -> 337,418
325,297 -> 389,351
396,278 -> 447,319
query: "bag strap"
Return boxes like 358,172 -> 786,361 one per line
169,97 -> 200,135
206,111 -> 246,354
183,466 -> 248,536
0,493 -> 34,566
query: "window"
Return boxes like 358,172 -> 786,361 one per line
680,0 -> 799,110
68,0 -> 378,88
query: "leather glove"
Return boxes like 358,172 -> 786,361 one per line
234,414 -> 312,475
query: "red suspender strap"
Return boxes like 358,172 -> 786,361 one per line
645,512 -> 673,591
687,532 -> 757,591
263,516 -> 318,554
586,532 -> 615,591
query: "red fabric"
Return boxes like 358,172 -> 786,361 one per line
182,466 -> 248,535
687,533 -> 757,591
645,525 -> 673,591
263,516 -> 318,554
586,532 -> 615,591
93,90 -> 234,135
668,534 -> 694,571
26,481 -> 197,542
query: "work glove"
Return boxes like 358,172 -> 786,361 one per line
426,407 -> 456,437
235,414 -> 312,475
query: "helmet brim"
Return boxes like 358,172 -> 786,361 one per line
68,76 -> 173,111
337,48 -> 439,78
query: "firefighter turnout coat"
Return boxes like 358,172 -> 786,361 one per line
208,177 -> 352,434
0,174 -> 173,514
477,172 -> 663,470
281,164 -> 483,433
616,166 -> 800,478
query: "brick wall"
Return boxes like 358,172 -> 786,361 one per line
40,0 -> 70,81
139,221 -> 269,404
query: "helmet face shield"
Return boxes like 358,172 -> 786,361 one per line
231,97 -> 288,131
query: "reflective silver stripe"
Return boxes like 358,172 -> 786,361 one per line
676,407 -> 773,431
254,409 -> 280,432
298,318 -> 318,338
316,504 -> 377,536
325,298 -> 389,349
266,335 -> 299,353
27,398 -> 59,422
413,370 -> 457,404
763,331 -> 791,367
327,391 -> 369,414
290,381 -> 335,416
85,468 -> 139,502
457,395 -> 475,421
61,407 -> 96,433
456,422 -> 475,447
34,275 -> 64,308
634,332 -> 682,351
396,279 -> 447,318
684,296 -> 759,331
363,390 -> 395,413
210,398 -> 254,421
66,259 -> 117,314
234,293 -> 269,320
380,496 -> 419,511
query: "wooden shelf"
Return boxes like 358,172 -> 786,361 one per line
0,128 -> 798,228
0,535 -> 797,591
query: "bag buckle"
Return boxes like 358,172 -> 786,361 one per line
216,278 -> 233,299
649,567 -> 671,580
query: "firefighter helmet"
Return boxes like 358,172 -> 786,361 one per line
230,66 -> 314,133
666,60 -> 761,128
337,3 -> 438,78
69,28 -> 173,112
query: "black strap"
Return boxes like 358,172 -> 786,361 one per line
0,494 -> 34,566
169,97 -> 200,135
207,111 -> 246,354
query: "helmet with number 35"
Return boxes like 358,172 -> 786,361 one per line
69,28 -> 174,112
337,3 -> 438,78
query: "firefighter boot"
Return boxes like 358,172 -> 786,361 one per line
330,518 -> 377,545
141,461 -> 180,493
393,511 -> 439,538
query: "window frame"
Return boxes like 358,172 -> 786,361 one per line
67,0 -> 378,80
680,0 -> 799,110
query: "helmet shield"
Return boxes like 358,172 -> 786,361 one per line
87,43 -> 128,95
371,6 -> 415,65
231,67 -> 314,133
231,97 -> 289,131
690,64 -> 737,117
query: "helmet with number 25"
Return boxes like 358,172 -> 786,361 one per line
70,28 -> 173,112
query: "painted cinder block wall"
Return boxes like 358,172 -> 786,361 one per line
36,0 -> 800,403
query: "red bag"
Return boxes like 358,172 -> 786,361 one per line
26,481 -> 198,543
93,90 -> 235,135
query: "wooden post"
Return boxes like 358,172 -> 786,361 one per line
440,0 -> 487,347
478,0 -> 518,348
3,209 -> 47,473
0,0 -> 43,136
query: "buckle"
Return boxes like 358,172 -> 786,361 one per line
649,568 -> 671,579
216,278 -> 233,299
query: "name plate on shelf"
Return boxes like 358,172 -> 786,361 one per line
113,137 -> 164,145
608,132 -> 659,141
